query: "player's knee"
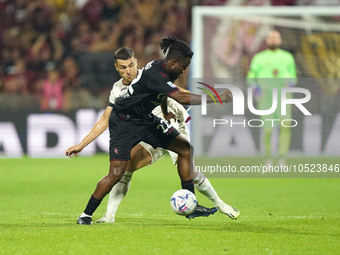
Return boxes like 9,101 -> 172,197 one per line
179,143 -> 194,158
108,164 -> 125,183
107,171 -> 124,185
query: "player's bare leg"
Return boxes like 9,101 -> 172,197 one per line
96,144 -> 152,223
77,161 -> 128,225
127,144 -> 152,172
92,161 -> 128,199
167,135 -> 218,219
167,135 -> 196,182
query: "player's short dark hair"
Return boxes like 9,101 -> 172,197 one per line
160,36 -> 194,62
114,47 -> 135,62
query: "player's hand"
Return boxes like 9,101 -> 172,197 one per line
65,144 -> 83,158
220,89 -> 232,103
163,111 -> 176,123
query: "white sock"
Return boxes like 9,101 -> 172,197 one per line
105,171 -> 132,216
193,171 -> 222,207
80,212 -> 92,218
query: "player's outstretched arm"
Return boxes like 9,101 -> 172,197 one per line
168,90 -> 232,105
65,106 -> 112,158
174,85 -> 190,93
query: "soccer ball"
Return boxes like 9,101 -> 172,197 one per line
170,189 -> 197,216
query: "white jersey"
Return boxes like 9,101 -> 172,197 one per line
108,75 -> 190,165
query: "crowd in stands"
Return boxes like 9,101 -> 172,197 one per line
0,0 -> 193,110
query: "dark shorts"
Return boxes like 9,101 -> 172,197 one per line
109,111 -> 180,161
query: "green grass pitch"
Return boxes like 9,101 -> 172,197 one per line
0,155 -> 339,254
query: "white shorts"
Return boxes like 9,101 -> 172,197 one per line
139,120 -> 190,166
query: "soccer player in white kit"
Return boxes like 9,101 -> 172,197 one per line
65,47 -> 240,224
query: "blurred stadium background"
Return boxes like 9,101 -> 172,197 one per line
0,0 -> 340,158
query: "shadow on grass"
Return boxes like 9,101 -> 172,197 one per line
110,217 -> 340,237
2,216 -> 339,238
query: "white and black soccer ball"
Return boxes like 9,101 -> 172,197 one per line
170,189 -> 197,216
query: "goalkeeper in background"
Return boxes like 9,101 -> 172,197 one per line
247,30 -> 297,167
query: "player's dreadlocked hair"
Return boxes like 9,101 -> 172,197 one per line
114,47 -> 135,62
160,36 -> 194,61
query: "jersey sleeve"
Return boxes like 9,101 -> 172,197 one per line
109,79 -> 125,105
108,87 -> 117,105
147,72 -> 179,96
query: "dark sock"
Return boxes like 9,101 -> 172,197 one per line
181,180 -> 195,194
84,195 -> 102,216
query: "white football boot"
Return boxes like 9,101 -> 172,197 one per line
95,214 -> 115,224
217,202 -> 240,220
